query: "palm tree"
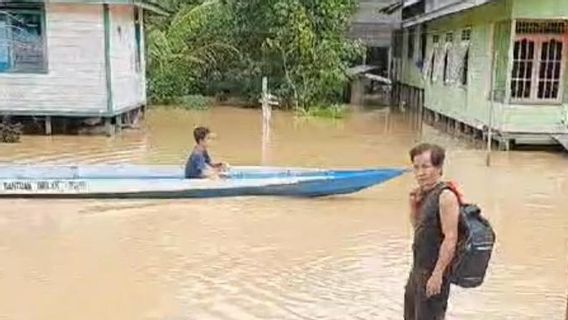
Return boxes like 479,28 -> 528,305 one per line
147,0 -> 238,76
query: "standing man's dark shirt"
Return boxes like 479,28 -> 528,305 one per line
405,183 -> 452,320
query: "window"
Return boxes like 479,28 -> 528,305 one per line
420,26 -> 427,62
430,50 -> 436,81
461,29 -> 471,86
516,21 -> 567,34
407,27 -> 415,59
462,49 -> 469,85
422,34 -> 440,83
432,34 -> 440,44
393,30 -> 402,58
443,33 -> 453,83
0,3 -> 47,73
430,34 -> 439,82
511,21 -> 567,102
461,28 -> 472,41
134,7 -> 141,72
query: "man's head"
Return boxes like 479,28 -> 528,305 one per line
409,143 -> 445,189
193,126 -> 211,147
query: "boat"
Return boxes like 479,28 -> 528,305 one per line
0,165 -> 406,199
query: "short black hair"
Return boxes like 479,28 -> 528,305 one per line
193,126 -> 210,143
409,143 -> 446,167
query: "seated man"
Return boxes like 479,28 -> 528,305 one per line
184,126 -> 228,179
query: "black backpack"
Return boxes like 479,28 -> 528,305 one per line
448,203 -> 496,288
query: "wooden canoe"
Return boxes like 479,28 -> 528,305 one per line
0,165 -> 406,199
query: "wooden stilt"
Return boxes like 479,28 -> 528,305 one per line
104,118 -> 114,137
115,115 -> 122,131
62,118 -> 68,134
45,116 -> 52,135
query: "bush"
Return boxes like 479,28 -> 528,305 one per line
296,104 -> 349,119
178,95 -> 212,110
0,121 -> 22,143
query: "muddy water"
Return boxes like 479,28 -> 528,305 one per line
0,107 -> 566,320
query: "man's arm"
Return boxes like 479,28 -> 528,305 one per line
194,154 -> 219,179
426,189 -> 460,297
433,190 -> 460,276
409,188 -> 421,228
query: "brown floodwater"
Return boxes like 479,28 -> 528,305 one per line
0,107 -> 566,320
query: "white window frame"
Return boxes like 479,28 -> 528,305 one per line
510,27 -> 568,104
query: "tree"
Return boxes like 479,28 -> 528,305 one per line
225,0 -> 364,110
146,0 -> 238,103
145,0 -> 364,109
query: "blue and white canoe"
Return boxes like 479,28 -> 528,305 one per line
0,165 -> 406,199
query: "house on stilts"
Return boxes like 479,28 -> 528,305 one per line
0,0 -> 166,135
383,0 -> 568,150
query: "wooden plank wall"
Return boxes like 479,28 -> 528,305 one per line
0,4 -> 107,115
109,5 -> 145,114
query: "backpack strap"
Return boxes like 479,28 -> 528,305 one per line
439,181 -> 465,206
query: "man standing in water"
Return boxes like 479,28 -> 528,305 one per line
404,143 -> 460,320
184,126 -> 228,179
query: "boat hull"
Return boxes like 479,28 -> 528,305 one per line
0,166 -> 406,199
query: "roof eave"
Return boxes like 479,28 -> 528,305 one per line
402,0 -> 496,28
135,0 -> 169,15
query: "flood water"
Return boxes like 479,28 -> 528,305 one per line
0,107 -> 566,320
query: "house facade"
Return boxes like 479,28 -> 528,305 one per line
392,0 -> 568,147
349,0 -> 402,75
0,0 -> 166,134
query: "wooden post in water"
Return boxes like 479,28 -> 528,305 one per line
486,51 -> 498,167
45,116 -> 52,135
261,77 -> 271,165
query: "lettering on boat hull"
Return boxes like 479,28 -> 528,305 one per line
0,180 -> 87,193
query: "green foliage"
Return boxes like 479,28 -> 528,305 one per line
145,0 -> 364,112
177,95 -> 212,110
296,104 -> 349,119
146,0 -> 238,103
0,120 -> 22,143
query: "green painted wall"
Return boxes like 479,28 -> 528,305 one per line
398,0 -> 568,136
505,0 -> 568,133
492,20 -> 511,103
400,29 -> 424,88
422,0 -> 510,127
512,0 -> 568,18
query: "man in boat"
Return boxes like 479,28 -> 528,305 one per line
184,126 -> 228,179
404,143 -> 460,320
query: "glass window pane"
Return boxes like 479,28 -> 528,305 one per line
0,5 -> 45,73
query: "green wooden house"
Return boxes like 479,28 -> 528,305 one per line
389,0 -> 568,149
0,0 -> 166,134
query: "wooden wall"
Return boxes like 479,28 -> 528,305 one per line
0,4 -> 107,115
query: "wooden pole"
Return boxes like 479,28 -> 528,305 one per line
486,51 -> 498,167
45,116 -> 52,135
261,77 -> 271,165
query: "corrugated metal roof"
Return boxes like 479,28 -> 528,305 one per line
25,0 -> 170,14
346,65 -> 380,76
403,0 -> 496,27
403,0 -> 422,8
379,1 -> 403,15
